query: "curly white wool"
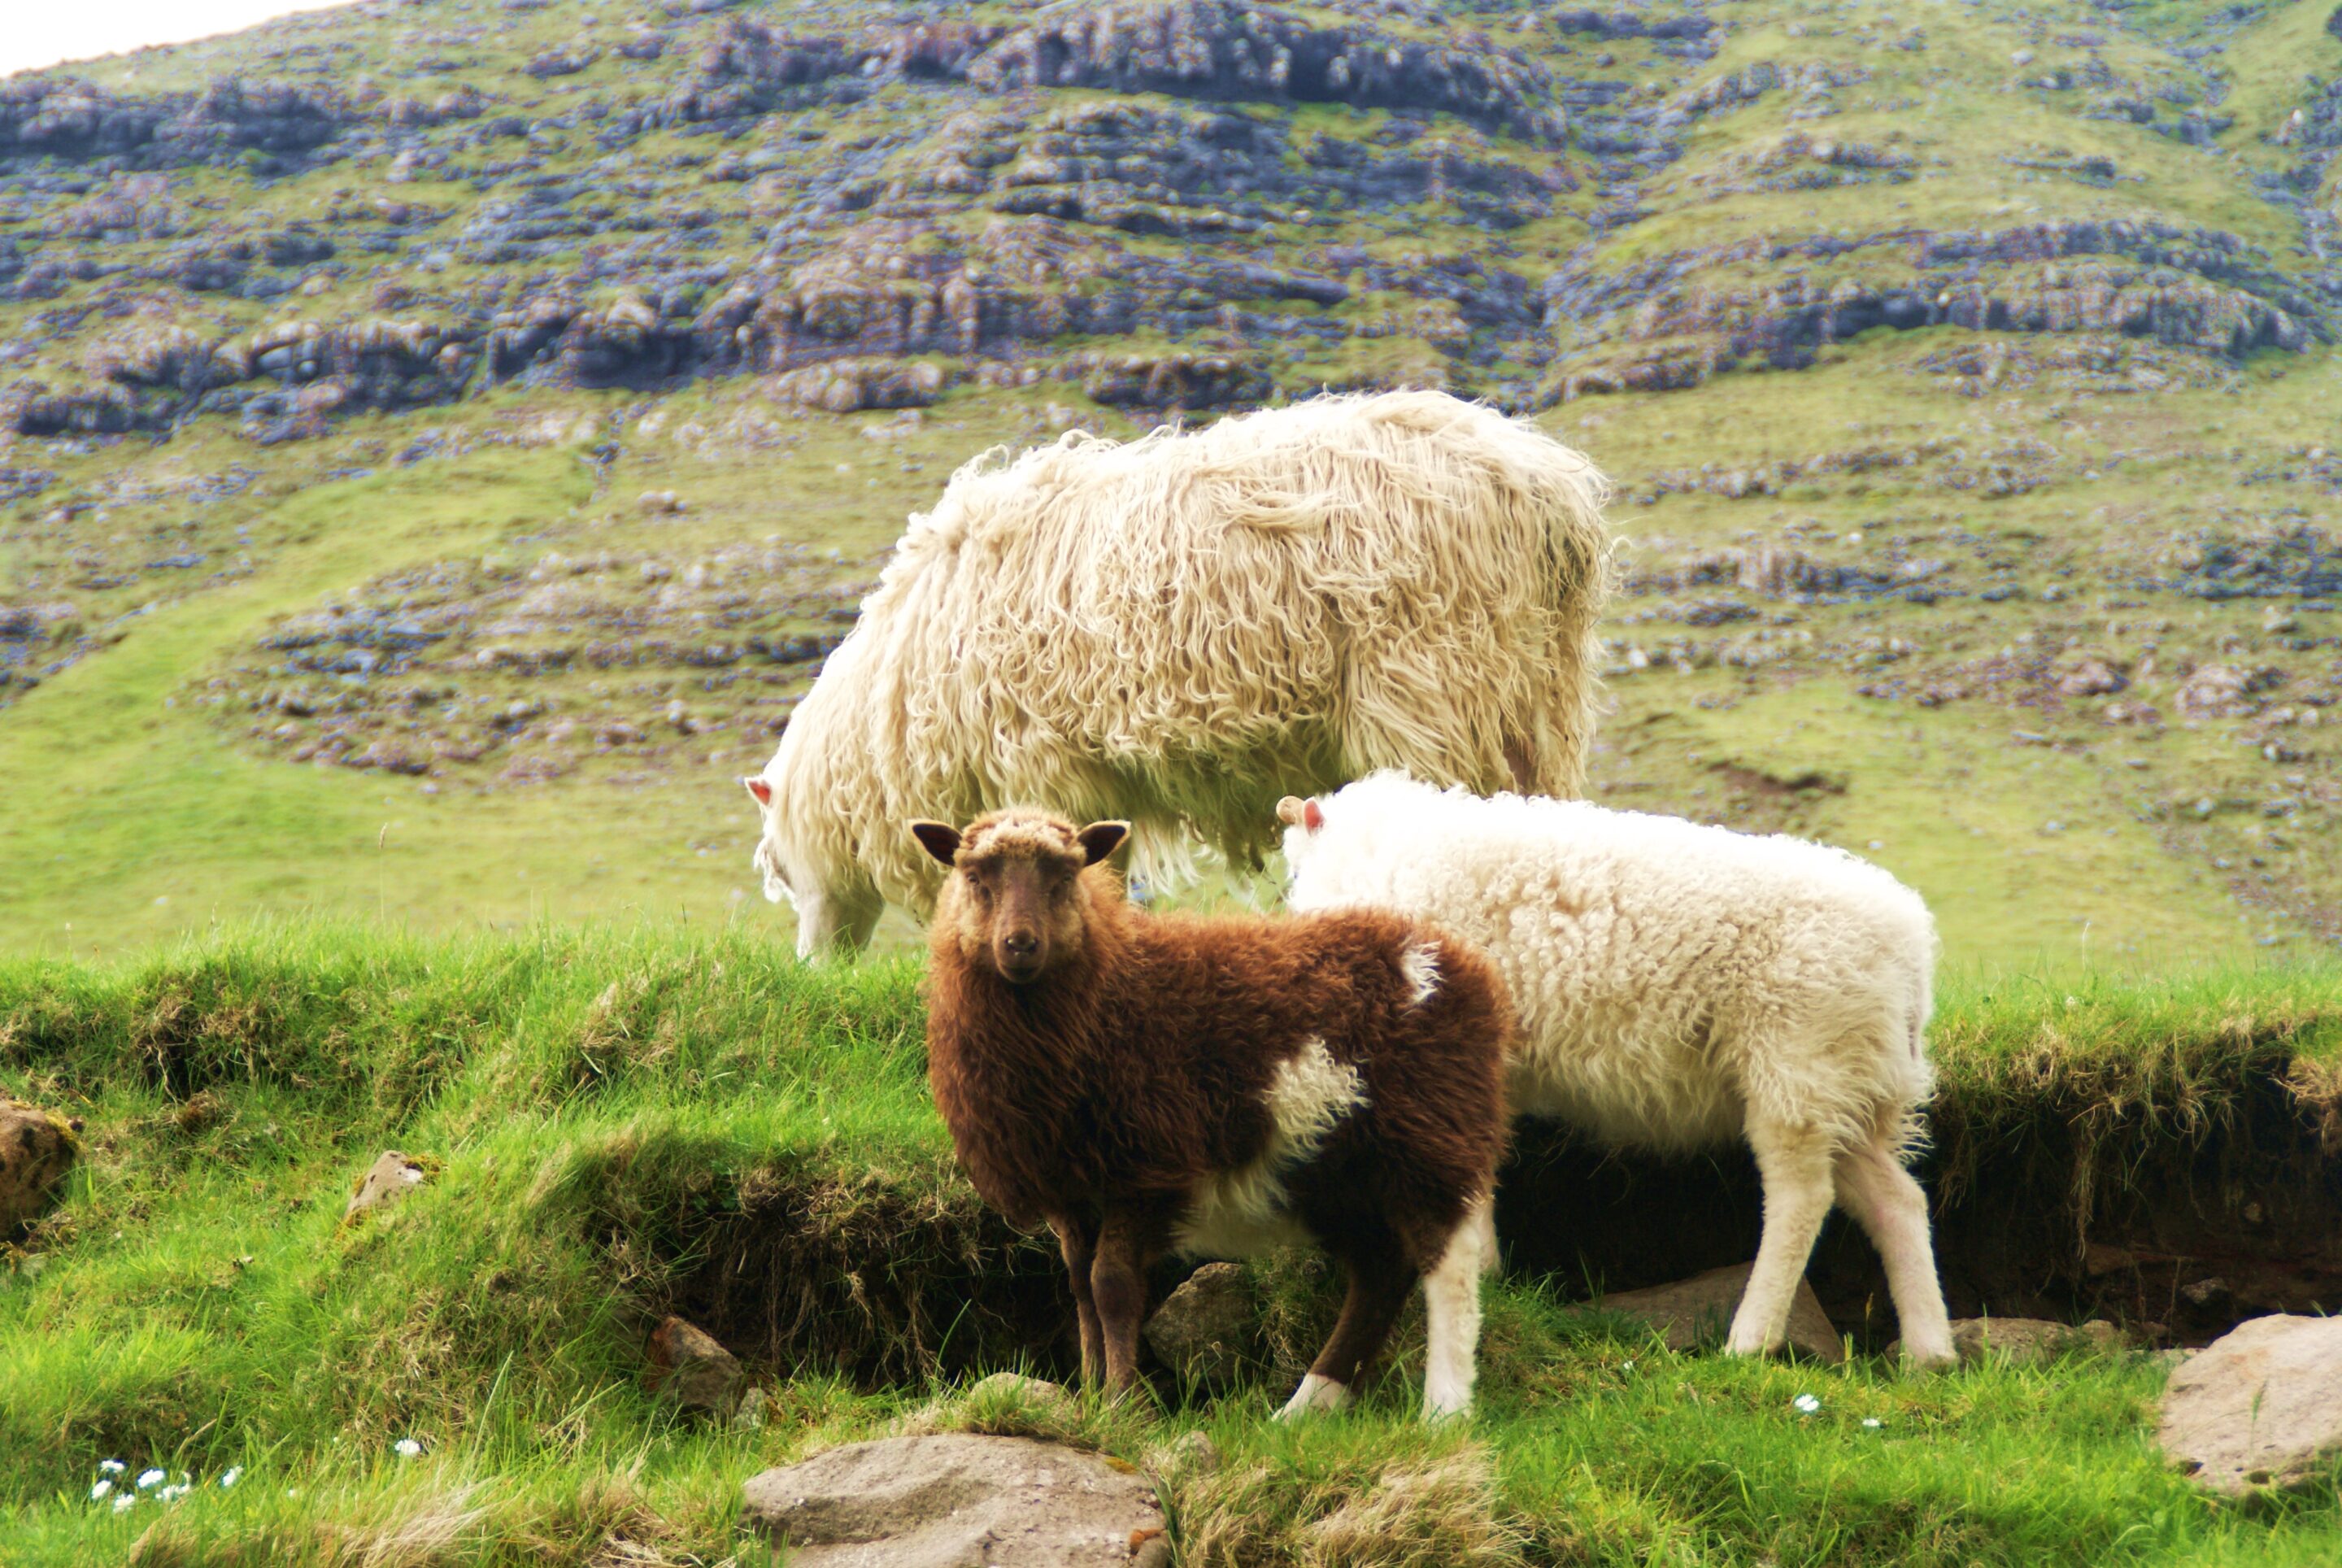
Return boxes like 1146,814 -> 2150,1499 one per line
1281,773 -> 1956,1366
747,390 -> 1613,957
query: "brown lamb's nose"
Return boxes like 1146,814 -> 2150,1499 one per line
1002,930 -> 1039,959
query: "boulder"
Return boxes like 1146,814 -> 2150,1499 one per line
1591,1263 -> 1843,1364
2055,657 -> 2127,697
0,1100 -> 81,1234
742,1433 -> 1165,1566
2161,1314 -> 2342,1493
343,1150 -> 430,1222
646,1315 -> 745,1418
1945,1316 -> 2128,1365
1143,1262 -> 1255,1385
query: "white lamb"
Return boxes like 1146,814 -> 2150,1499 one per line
1277,773 -> 1955,1367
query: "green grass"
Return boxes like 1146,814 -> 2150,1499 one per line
4,927 -> 2342,1564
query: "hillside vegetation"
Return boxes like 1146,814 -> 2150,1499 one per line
4,929 -> 2342,1565
0,0 -> 2338,965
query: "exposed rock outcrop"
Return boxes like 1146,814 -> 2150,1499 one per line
967,0 -> 1562,142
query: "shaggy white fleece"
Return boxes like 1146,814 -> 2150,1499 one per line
1281,773 -> 1955,1366
746,390 -> 1612,956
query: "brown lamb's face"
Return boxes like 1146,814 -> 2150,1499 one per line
910,811 -> 1128,983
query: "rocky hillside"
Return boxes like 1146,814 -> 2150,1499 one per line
2,0 -> 2340,963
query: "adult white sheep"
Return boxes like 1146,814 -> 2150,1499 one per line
1276,773 -> 1957,1367
744,390 -> 1613,956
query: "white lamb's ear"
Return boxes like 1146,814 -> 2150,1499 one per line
1305,799 -> 1324,832
1275,795 -> 1326,832
1077,821 -> 1130,865
743,776 -> 773,807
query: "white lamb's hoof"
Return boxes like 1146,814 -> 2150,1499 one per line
1901,1339 -> 1958,1371
1273,1374 -> 1352,1422
1421,1392 -> 1473,1425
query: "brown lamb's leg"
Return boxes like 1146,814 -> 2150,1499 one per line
1090,1208 -> 1155,1398
1051,1213 -> 1105,1387
1278,1234 -> 1418,1421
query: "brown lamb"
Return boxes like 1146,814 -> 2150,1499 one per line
912,807 -> 1513,1422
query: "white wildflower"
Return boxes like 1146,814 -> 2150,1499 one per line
1862,1417 -> 1883,1429
220,1466 -> 244,1489
1792,1393 -> 1822,1415
393,1438 -> 423,1459
112,1494 -> 136,1514
89,1480 -> 113,1501
98,1460 -> 127,1476
137,1468 -> 166,1490
159,1483 -> 190,1503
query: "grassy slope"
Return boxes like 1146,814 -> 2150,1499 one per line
8,344 -> 2339,968
4,930 -> 2342,1565
1,0 -> 2338,966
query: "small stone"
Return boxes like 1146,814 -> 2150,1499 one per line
742,1434 -> 1163,1566
1150,1430 -> 1222,1477
1593,1262 -> 1843,1364
342,1151 -> 430,1222
646,1315 -> 743,1418
1143,1262 -> 1256,1385
733,1386 -> 769,1431
2181,1278 -> 2231,1309
965,1371 -> 1075,1417
0,1100 -> 81,1235
2161,1314 -> 2342,1493
637,490 -> 682,515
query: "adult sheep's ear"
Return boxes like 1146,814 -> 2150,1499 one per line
743,776 -> 773,807
910,821 -> 963,866
1077,821 -> 1130,865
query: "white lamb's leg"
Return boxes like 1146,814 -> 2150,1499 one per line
1421,1213 -> 1484,1422
1726,1117 -> 1838,1357
1275,1374 -> 1352,1421
1835,1134 -> 1956,1368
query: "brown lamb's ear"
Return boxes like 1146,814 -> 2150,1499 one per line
743,777 -> 773,806
910,821 -> 964,867
1077,821 -> 1130,866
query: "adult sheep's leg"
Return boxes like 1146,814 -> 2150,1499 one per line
1726,1117 -> 1839,1357
1420,1214 -> 1484,1422
1278,1234 -> 1416,1422
1835,1135 -> 1956,1368
1090,1209 -> 1152,1398
1051,1214 -> 1105,1387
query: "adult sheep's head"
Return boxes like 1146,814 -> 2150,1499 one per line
912,809 -> 1128,984
742,773 -> 884,960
